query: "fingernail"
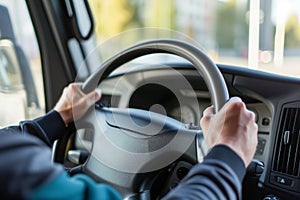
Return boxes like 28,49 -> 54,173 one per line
229,97 -> 242,103
95,88 -> 102,96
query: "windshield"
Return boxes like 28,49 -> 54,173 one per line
89,0 -> 300,78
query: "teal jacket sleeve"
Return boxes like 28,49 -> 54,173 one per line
29,172 -> 122,200
0,110 -> 122,200
1,110 -> 245,200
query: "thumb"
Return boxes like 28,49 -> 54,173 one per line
228,96 -> 242,103
202,106 -> 214,117
200,106 -> 214,130
84,88 -> 102,106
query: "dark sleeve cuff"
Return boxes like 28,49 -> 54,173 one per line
205,145 -> 246,182
34,110 -> 76,144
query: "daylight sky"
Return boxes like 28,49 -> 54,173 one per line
272,0 -> 300,24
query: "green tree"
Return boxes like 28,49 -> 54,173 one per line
285,14 -> 300,48
89,0 -> 134,40
144,0 -> 176,29
215,0 -> 237,49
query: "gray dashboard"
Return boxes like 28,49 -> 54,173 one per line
75,62 -> 300,199
98,64 -> 272,163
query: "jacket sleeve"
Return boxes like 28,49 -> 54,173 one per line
29,172 -> 122,200
19,110 -> 76,146
0,111 -> 122,200
0,111 -> 70,199
162,145 -> 246,200
0,132 -> 64,199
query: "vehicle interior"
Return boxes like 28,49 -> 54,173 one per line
1,0 -> 300,199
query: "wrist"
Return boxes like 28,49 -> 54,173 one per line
205,145 -> 247,181
216,139 -> 247,167
55,108 -> 73,126
35,110 -> 73,144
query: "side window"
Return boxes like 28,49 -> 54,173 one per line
0,40 -> 23,90
0,1 -> 45,127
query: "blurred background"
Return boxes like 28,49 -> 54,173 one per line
88,0 -> 300,77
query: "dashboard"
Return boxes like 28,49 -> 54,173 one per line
77,61 -> 300,199
98,63 -> 272,162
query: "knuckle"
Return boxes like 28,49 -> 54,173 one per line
69,83 -> 77,91
246,110 -> 256,121
227,101 -> 245,112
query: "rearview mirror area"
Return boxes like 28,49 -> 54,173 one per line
0,39 -> 23,92
65,0 -> 94,40
0,39 -> 27,127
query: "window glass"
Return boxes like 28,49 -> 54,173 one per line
89,0 -> 300,78
0,0 -> 45,127
0,40 -> 23,90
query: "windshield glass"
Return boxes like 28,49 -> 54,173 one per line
89,0 -> 300,78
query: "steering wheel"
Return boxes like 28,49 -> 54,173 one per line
56,39 -> 229,199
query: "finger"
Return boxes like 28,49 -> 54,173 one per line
246,109 -> 256,122
225,97 -> 246,113
84,88 -> 102,105
72,83 -> 85,96
229,96 -> 242,103
202,106 -> 214,117
95,88 -> 102,101
200,106 -> 214,130
66,83 -> 80,100
71,82 -> 83,88
216,97 -> 242,113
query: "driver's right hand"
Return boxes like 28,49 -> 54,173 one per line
200,97 -> 258,167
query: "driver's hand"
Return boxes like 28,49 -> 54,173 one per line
200,97 -> 258,167
54,83 -> 101,125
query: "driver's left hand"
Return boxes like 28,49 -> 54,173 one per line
54,83 -> 102,125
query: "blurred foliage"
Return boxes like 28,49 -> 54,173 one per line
143,0 -> 176,29
89,0 -> 134,40
215,0 -> 249,52
89,0 -> 176,42
215,0 -> 236,49
285,14 -> 300,48
88,0 -> 299,51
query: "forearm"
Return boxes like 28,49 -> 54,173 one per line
20,110 -> 75,146
163,145 -> 246,200
0,131 -> 122,200
0,133 -> 64,199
